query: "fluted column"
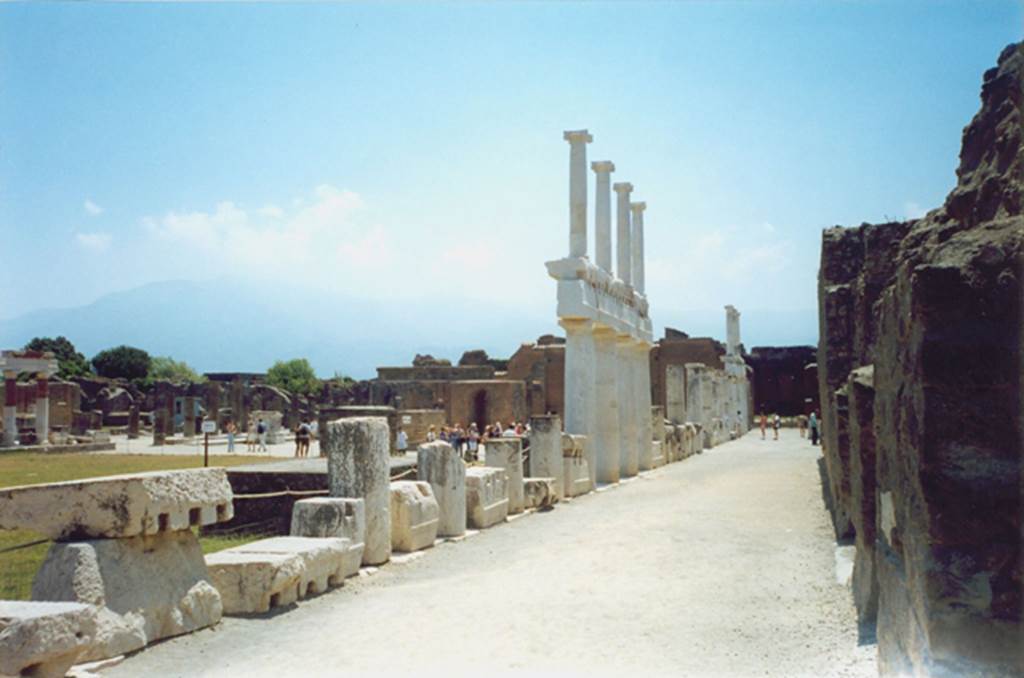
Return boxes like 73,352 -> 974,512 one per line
593,325 -> 620,484
3,371 -> 16,447
617,332 -> 638,477
591,161 -> 615,271
630,202 -> 646,295
564,130 -> 593,259
613,182 -> 633,285
35,374 -> 49,445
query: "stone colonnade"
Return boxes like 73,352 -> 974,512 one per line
548,129 -> 654,484
0,350 -> 59,447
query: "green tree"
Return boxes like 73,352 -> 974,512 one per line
266,358 -> 320,396
23,336 -> 90,379
147,356 -> 206,385
91,345 -> 151,381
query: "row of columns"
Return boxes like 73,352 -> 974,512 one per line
1,353 -> 56,447
556,130 -> 654,484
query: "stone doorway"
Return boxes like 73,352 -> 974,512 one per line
472,389 -> 488,431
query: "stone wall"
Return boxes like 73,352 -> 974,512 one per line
816,43 -> 1022,676
745,346 -> 817,417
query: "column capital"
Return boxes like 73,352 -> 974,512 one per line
630,202 -> 647,213
591,160 -> 615,173
563,129 -> 593,144
558,317 -> 594,333
612,182 -> 633,194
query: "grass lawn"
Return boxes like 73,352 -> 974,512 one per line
0,452 -> 277,600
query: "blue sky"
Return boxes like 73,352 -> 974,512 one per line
1,1 -> 1020,354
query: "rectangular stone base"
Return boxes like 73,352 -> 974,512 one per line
205,551 -> 304,615
651,441 -> 665,468
465,467 -> 509,529
563,458 -> 592,497
390,481 -> 440,552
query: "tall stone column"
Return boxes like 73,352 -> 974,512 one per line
3,371 -> 17,447
617,333 -> 638,477
725,305 -> 741,356
593,325 -> 620,484
205,382 -> 221,432
635,340 -> 654,471
591,161 -> 615,271
630,202 -> 647,295
327,417 -> 392,565
559,318 -> 596,445
564,130 -> 593,259
613,183 -> 633,285
35,375 -> 49,445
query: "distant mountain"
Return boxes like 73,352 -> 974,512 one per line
0,279 -> 817,379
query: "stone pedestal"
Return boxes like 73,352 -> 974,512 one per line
325,417 -> 391,565
32,531 -> 222,662
416,441 -> 466,538
484,437 -> 524,514
290,497 -> 366,550
465,467 -> 509,529
528,415 -> 564,500
389,481 -> 440,552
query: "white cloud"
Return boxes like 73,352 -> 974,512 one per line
84,199 -> 104,216
76,231 -> 112,252
903,201 -> 926,219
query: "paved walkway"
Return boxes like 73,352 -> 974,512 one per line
104,429 -> 875,677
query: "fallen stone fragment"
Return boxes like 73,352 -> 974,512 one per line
0,601 -> 98,678
290,497 -> 366,553
230,536 -> 358,596
522,478 -> 559,510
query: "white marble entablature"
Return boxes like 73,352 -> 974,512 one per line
545,256 -> 652,342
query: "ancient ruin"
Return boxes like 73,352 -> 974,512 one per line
816,43 -> 1022,676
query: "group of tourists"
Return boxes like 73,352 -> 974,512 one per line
221,415 -> 317,456
395,420 -> 531,462
758,408 -> 821,445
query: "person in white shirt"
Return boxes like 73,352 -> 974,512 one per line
396,428 -> 409,454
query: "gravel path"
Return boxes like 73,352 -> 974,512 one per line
104,429 -> 876,677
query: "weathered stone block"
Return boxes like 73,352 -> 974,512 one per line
289,497 -> 366,552
0,601 -> 98,678
847,366 -> 878,628
325,417 -> 391,565
562,457 -> 592,497
205,551 -> 304,615
416,441 -> 466,537
650,440 -> 665,468
0,468 -> 234,540
527,416 -> 564,500
523,478 -> 559,510
484,437 -> 524,514
465,467 -> 509,529
389,481 -> 439,552
31,530 -> 222,662
230,536 -> 358,596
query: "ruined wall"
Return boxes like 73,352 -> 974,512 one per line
649,334 -> 725,414
447,380 -> 527,431
745,346 -> 817,417
817,43 -> 1023,676
506,341 -> 565,418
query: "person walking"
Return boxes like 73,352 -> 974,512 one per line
759,411 -> 767,440
426,425 -> 437,442
467,424 -> 479,462
257,418 -> 268,453
246,416 -> 257,453
772,414 -> 781,441
396,427 -> 409,456
226,419 -> 237,454
809,411 -> 820,446
296,419 -> 312,458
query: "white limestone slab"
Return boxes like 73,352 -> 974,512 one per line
465,467 -> 509,529
290,497 -> 366,556
563,457 -> 592,497
389,481 -> 439,552
484,438 -> 524,514
0,601 -> 98,678
204,551 -> 304,615
0,469 -> 233,540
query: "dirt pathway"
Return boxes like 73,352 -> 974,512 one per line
104,429 -> 875,677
